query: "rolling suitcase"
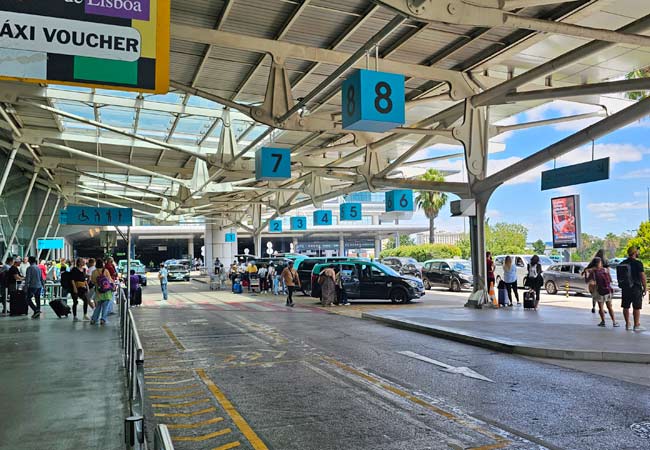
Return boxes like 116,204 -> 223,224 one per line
498,287 -> 508,307
523,290 -> 536,310
131,288 -> 142,306
49,299 -> 71,318
10,290 -> 29,316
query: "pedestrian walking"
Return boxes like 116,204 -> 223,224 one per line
588,257 -> 619,327
280,260 -> 300,307
129,269 -> 142,306
268,264 -> 278,295
318,266 -> 337,307
158,263 -> 169,301
258,264 -> 268,293
24,256 -> 43,319
90,258 -> 113,325
525,255 -> 543,309
502,256 -> 519,306
617,247 -> 646,331
0,257 -> 12,314
70,258 -> 90,322
582,258 -> 599,314
486,252 -> 495,291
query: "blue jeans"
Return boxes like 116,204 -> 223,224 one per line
91,300 -> 110,323
26,288 -> 41,313
161,282 -> 168,300
272,277 -> 279,295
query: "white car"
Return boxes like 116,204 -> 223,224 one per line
493,254 -> 554,287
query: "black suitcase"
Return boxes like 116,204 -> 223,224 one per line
49,299 -> 71,318
130,288 -> 142,306
523,290 -> 536,310
10,290 -> 29,316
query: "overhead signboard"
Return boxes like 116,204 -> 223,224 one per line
225,232 -> 237,243
290,216 -> 307,231
385,189 -> 413,212
37,237 -> 64,250
313,210 -> 332,226
268,219 -> 283,233
551,195 -> 581,249
62,205 -> 133,226
0,1 -> 170,93
340,203 -> 362,221
342,69 -> 405,133
255,147 -> 291,181
541,158 -> 609,191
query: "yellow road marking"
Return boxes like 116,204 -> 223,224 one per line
150,391 -> 203,399
324,357 -> 510,449
165,417 -> 224,429
155,407 -> 217,418
148,384 -> 199,392
213,442 -> 241,450
146,378 -> 194,385
196,369 -> 269,450
162,324 -> 186,351
145,375 -> 176,380
172,428 -> 232,442
153,399 -> 210,408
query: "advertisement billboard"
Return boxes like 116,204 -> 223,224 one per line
551,195 -> 581,249
0,0 -> 170,93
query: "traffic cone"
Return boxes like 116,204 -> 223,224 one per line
489,281 -> 498,306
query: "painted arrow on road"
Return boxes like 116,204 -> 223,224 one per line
397,351 -> 494,383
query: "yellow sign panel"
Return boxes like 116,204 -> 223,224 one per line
0,0 -> 170,93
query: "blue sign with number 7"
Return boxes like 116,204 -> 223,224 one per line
313,210 -> 332,226
342,69 -> 405,133
256,147 -> 291,181
269,219 -> 283,233
340,203 -> 362,221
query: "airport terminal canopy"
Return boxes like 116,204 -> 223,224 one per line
2,0 -> 650,234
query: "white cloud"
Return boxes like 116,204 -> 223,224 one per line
587,201 -> 645,213
596,212 -> 617,221
625,168 -> 650,179
523,101 -> 604,132
486,209 -> 502,220
557,143 -> 647,166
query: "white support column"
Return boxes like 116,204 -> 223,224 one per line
204,220 -> 236,271
291,236 -> 298,254
26,188 -> 52,256
339,234 -> 345,257
0,144 -> 19,198
374,237 -> 382,260
2,169 -> 39,263
187,236 -> 194,259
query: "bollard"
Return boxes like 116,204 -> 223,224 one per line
565,281 -> 569,298
124,415 -> 144,450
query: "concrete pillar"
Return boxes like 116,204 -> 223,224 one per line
253,233 -> 262,258
204,221 -> 236,270
465,195 -> 490,308
187,237 -> 194,259
374,237 -> 382,260
291,236 -> 298,254
339,234 -> 345,257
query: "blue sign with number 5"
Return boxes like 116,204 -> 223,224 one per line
340,203 -> 362,221
385,190 -> 414,212
256,147 -> 291,180
269,220 -> 283,233
225,233 -> 237,243
290,216 -> 307,231
342,69 -> 405,133
313,210 -> 332,226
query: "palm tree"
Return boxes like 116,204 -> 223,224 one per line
415,169 -> 448,244
626,66 -> 650,100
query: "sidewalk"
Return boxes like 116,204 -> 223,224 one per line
0,312 -> 127,450
363,304 -> 650,363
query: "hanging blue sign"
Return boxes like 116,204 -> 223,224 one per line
290,216 -> 307,231
37,238 -> 65,250
269,220 -> 283,233
385,190 -> 414,212
541,158 -> 609,191
342,69 -> 405,133
59,209 -> 68,225
62,205 -> 133,226
255,147 -> 291,180
225,233 -> 237,243
340,203 -> 362,221
313,210 -> 332,226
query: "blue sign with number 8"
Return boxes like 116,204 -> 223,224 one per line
269,219 -> 283,233
313,210 -> 332,226
290,216 -> 307,231
340,203 -> 362,221
342,69 -> 405,133
256,147 -> 291,180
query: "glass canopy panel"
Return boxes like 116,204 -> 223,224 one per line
100,106 -> 135,130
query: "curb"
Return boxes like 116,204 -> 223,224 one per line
362,313 -> 650,363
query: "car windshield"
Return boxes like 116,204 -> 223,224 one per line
451,261 -> 470,272
169,265 -> 186,271
373,262 -> 400,277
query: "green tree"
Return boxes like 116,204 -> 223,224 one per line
486,222 -> 528,255
574,233 -> 604,261
380,243 -> 461,261
626,67 -> 650,100
384,235 -> 415,250
415,169 -> 448,244
532,239 -> 546,254
627,221 -> 650,261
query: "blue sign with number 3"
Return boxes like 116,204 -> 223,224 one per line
290,216 -> 307,231
269,220 -> 283,233
313,210 -> 332,226
342,69 -> 405,133
340,203 -> 362,221
256,147 -> 291,180
225,233 -> 237,243
385,190 -> 414,212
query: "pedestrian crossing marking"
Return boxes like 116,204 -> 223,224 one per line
165,417 -> 224,429
153,398 -> 210,408
155,407 -> 217,418
172,427 -> 232,442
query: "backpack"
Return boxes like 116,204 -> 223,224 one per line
0,268 -> 6,289
60,271 -> 73,290
96,271 -> 114,293
594,269 -> 613,296
233,282 -> 243,294
616,261 -> 635,290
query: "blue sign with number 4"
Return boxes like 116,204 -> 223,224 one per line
342,69 -> 405,133
269,220 -> 283,233
313,210 -> 332,226
290,216 -> 307,231
256,147 -> 291,180
340,203 -> 362,221
385,190 -> 414,212
225,233 -> 237,243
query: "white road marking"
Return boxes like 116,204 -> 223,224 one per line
397,351 -> 494,383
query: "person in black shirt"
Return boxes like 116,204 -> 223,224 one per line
7,258 -> 23,293
621,246 -> 646,332
70,258 -> 90,322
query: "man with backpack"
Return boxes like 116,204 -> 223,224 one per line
616,246 -> 646,331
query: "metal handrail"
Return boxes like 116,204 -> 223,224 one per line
154,425 -> 174,450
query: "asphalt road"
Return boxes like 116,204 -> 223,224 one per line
134,281 -> 650,450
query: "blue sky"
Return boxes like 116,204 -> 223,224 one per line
407,99 -> 650,241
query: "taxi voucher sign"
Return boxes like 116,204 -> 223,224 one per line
0,0 -> 170,93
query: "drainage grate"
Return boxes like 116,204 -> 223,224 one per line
631,422 -> 650,439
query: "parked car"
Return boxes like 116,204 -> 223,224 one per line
310,260 -> 425,303
117,259 -> 147,286
494,254 -> 554,287
167,264 -> 190,282
380,257 -> 423,279
250,257 -> 295,274
296,257 -> 367,295
421,259 -> 473,291
543,262 -> 621,297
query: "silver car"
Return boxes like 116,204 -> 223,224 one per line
543,262 -> 620,297
168,264 -> 190,282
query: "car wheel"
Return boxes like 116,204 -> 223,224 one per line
545,280 -> 557,295
423,278 -> 431,290
390,288 -> 408,304
450,279 -> 461,292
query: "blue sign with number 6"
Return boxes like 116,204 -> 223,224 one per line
313,210 -> 332,226
290,216 -> 307,231
269,220 -> 283,233
342,69 -> 405,133
385,190 -> 414,212
225,233 -> 237,243
340,203 -> 362,221
256,147 -> 291,180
